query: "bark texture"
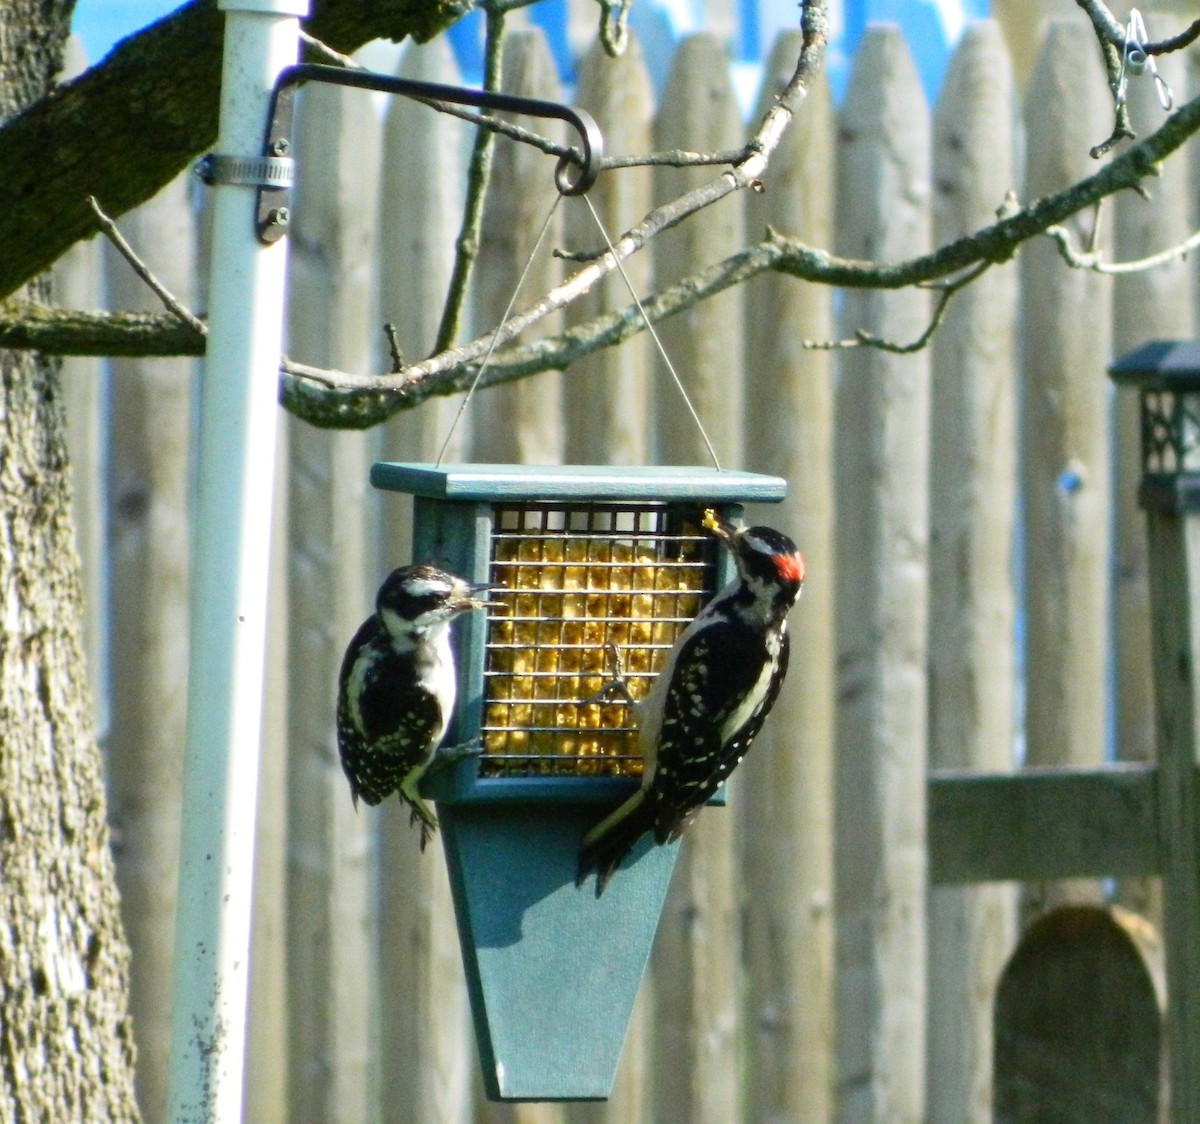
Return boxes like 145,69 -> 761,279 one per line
0,0 -> 141,1117
0,0 -> 471,300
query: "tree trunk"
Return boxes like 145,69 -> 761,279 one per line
0,0 -> 140,1117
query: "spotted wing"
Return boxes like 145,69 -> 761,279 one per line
337,618 -> 443,807
648,620 -> 788,843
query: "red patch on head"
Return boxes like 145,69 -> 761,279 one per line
774,552 -> 805,584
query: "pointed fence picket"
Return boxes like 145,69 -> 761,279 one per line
648,31 -> 746,1124
67,16 -> 1200,1124
926,22 -> 1018,1124
562,37 -> 654,469
103,173 -> 197,1124
560,36 -> 656,1124
740,30 -> 836,1124
1111,12 -> 1196,926
375,38 -> 477,1124
283,74 -> 383,1124
833,25 -> 932,1124
1019,19 -> 1113,916
468,30 -> 566,467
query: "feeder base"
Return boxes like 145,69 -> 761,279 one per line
438,794 -> 679,1102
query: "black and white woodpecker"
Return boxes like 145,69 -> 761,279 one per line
336,564 -> 494,850
577,514 -> 805,894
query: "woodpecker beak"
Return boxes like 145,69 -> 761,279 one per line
458,580 -> 506,611
701,509 -> 740,545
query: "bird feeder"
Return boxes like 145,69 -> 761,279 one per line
371,462 -> 786,1101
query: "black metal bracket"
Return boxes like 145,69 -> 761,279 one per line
253,63 -> 605,244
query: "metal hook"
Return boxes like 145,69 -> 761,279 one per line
1118,9 -> 1174,113
253,63 -> 605,244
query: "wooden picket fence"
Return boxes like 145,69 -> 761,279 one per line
52,12 -> 1197,1124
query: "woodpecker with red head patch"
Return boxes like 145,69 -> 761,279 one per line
337,564 -> 493,850
577,515 -> 805,894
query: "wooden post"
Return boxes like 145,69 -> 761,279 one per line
1111,12 -> 1195,924
993,905 -> 1163,1123
833,26 -> 931,1124
989,0 -> 1047,91
284,76 -> 382,1124
468,30 -> 569,1124
649,32 -> 744,1124
561,35 -> 653,468
740,30 -> 836,1124
469,29 -> 565,467
652,32 -> 745,470
1111,340 -> 1200,1122
1144,501 -> 1200,1123
376,38 -> 474,1124
103,172 -> 196,1124
562,34 -> 655,1124
926,23 -> 1018,1124
1019,18 -> 1112,913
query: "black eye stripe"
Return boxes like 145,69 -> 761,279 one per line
376,565 -> 458,620
391,590 -> 447,617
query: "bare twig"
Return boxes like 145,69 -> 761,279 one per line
87,195 -> 207,335
1075,0 -> 1136,157
1045,221 -> 1200,274
12,3 -> 1200,437
299,28 -> 358,67
800,262 -> 991,354
1074,0 -> 1200,56
1075,0 -> 1189,157
434,5 -> 506,353
383,323 -> 404,371
482,0 -> 542,11
275,79 -> 1199,428
598,0 -> 632,56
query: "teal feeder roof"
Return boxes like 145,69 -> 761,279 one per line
374,463 -> 787,1101
370,461 -> 788,502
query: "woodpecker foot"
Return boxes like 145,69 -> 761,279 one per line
430,738 -> 484,771
579,642 -> 636,706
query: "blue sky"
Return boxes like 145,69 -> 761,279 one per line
71,0 -> 175,63
71,0 -> 989,100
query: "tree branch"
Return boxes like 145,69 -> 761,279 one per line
1075,0 -> 1200,56
11,0 -> 1200,437
435,5 -> 506,352
799,263 -> 992,354
0,0 -> 472,301
0,304 -> 205,356
1045,221 -> 1200,274
88,195 -> 207,334
273,79 -> 1200,426
1075,0 -> 1190,157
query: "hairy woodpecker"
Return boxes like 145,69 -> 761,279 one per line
336,564 -> 493,850
577,515 -> 804,894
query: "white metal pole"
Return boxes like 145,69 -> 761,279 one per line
166,0 -> 306,1119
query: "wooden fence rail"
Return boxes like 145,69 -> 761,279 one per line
58,14 -> 1198,1123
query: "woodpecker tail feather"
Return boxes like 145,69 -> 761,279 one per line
400,770 -> 439,852
577,789 -> 655,897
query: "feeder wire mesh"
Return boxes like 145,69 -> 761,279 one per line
481,501 -> 717,777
